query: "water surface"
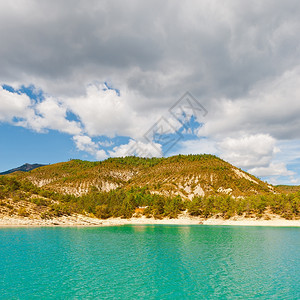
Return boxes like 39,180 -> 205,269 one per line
1,225 -> 299,299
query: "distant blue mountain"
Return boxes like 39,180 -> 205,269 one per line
0,163 -> 45,175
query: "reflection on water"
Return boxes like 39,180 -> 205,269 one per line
1,226 -> 299,299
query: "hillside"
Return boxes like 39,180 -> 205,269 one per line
276,185 -> 300,194
1,155 -> 299,222
14,155 -> 274,198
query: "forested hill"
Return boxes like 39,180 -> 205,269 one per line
12,154 -> 273,198
1,155 -> 299,220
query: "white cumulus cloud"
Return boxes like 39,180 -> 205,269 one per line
218,134 -> 278,169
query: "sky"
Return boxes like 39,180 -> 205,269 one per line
1,0 -> 300,185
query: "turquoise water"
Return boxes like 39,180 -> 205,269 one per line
0,225 -> 299,299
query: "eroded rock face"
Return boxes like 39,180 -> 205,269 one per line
100,181 -> 120,192
109,170 -> 137,181
30,178 -> 54,187
193,185 -> 205,196
217,187 -> 233,194
232,168 -> 258,184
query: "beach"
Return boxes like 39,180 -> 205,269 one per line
1,214 -> 299,227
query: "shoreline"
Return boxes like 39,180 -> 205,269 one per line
0,214 -> 300,227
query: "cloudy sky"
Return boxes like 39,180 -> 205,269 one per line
1,0 -> 300,184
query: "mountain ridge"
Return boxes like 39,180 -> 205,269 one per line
0,163 -> 45,175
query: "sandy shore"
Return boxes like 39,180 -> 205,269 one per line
0,214 -> 299,227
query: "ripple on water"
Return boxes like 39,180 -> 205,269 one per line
0,226 -> 299,299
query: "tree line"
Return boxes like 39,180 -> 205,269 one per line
0,176 -> 299,220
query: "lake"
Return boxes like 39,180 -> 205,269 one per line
1,225 -> 299,299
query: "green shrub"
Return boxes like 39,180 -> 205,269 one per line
17,207 -> 29,217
